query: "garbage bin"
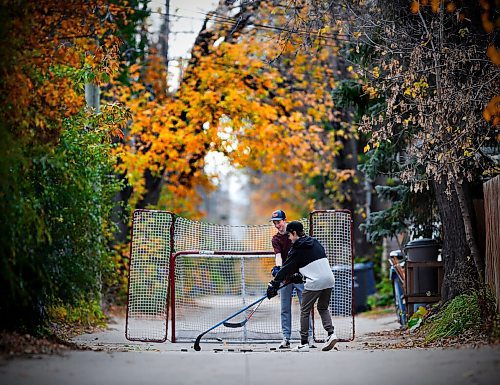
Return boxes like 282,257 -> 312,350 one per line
353,262 -> 376,313
364,261 -> 377,296
404,238 -> 440,295
331,265 -> 352,316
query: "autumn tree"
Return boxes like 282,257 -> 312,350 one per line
355,0 -> 498,301
113,0 -> 353,224
278,0 -> 499,302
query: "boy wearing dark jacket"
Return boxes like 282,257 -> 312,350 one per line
267,221 -> 338,352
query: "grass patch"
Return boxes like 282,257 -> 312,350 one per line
421,290 -> 499,344
361,306 -> 395,318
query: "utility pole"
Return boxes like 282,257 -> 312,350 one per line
85,82 -> 100,112
159,0 -> 170,71
86,37 -> 100,112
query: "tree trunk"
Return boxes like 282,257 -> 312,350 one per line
111,174 -> 133,244
137,168 -> 163,209
433,177 -> 479,303
454,180 -> 485,283
339,135 -> 375,259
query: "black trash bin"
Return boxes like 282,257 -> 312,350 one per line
353,262 -> 376,313
404,238 -> 440,295
364,261 -> 377,296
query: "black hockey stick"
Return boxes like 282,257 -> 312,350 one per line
193,282 -> 290,351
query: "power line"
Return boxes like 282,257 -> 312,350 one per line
122,4 -> 349,41
170,30 -> 196,34
206,11 -> 349,40
149,10 -> 205,21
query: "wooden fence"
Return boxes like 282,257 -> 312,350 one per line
484,175 -> 500,312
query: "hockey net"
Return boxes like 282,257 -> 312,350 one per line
125,209 -> 354,343
171,250 -> 284,342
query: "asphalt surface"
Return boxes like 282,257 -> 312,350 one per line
0,314 -> 498,385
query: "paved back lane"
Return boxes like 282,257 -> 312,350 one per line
0,345 -> 498,385
0,314 -> 498,385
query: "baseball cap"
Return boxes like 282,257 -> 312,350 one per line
286,221 -> 304,233
269,209 -> 286,221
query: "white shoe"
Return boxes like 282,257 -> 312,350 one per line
308,336 -> 317,348
322,332 -> 338,351
291,344 -> 310,352
278,339 -> 290,349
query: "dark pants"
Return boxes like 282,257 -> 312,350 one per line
300,288 -> 334,343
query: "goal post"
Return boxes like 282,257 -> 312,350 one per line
125,209 -> 355,344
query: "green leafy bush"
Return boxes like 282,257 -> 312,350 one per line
0,116 -> 122,331
47,297 -> 107,328
367,276 -> 394,308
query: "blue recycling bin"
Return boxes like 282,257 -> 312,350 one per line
354,262 -> 377,313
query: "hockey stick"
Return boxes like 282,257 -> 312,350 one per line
193,282 -> 291,351
222,296 -> 265,328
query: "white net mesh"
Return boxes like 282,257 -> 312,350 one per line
125,210 -> 172,342
126,210 -> 354,343
173,217 -> 283,252
309,210 -> 354,341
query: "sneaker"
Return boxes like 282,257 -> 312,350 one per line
322,332 -> 338,351
291,343 -> 310,352
278,339 -> 290,349
308,336 -> 317,348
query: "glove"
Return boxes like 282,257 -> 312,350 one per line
266,280 -> 280,299
289,272 -> 304,284
271,266 -> 281,277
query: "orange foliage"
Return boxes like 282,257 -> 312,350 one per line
478,2 -> 499,124
112,4 -> 345,216
411,1 -> 461,15
483,96 -> 500,126
410,1 -> 420,14
479,0 -> 496,33
486,44 -> 500,66
430,0 -> 441,13
140,47 -> 169,102
446,2 -> 457,12
1,0 -> 124,145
